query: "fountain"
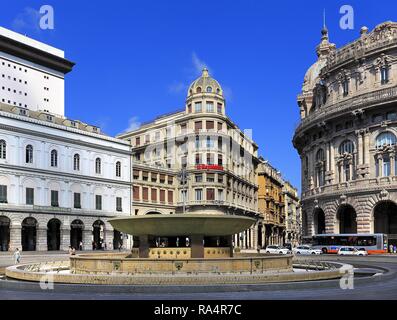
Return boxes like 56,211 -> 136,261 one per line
4,214 -> 344,285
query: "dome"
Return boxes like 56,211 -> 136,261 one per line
301,59 -> 327,93
188,68 -> 223,97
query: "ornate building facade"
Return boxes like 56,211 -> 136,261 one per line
293,21 -> 397,246
118,68 -> 261,249
283,180 -> 301,247
0,27 -> 132,252
257,159 -> 286,247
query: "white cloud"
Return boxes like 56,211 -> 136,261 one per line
11,7 -> 41,34
125,116 -> 141,132
168,82 -> 186,94
192,52 -> 212,75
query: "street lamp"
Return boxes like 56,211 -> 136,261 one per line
177,167 -> 190,214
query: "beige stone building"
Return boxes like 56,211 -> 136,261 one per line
283,180 -> 301,247
293,21 -> 397,246
118,68 -> 261,249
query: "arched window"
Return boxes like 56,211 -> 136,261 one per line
116,161 -> 121,177
339,140 -> 354,154
0,140 -> 6,159
376,132 -> 397,148
206,86 -> 213,93
316,149 -> 325,162
26,145 -> 33,163
73,154 -> 80,171
50,150 -> 58,167
196,87 -> 202,94
95,158 -> 101,174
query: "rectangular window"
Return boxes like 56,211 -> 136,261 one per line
218,174 -> 224,184
381,67 -> 389,84
218,154 -> 223,166
180,123 -> 187,134
217,122 -> 223,131
206,174 -> 215,182
0,185 -> 7,203
206,137 -> 213,148
133,186 -> 140,201
168,176 -> 173,185
217,103 -> 222,114
51,190 -> 59,207
372,114 -> 384,123
155,131 -> 160,141
160,174 -> 165,183
136,137 -> 140,146
387,112 -> 397,121
218,189 -> 224,201
26,188 -> 34,205
142,171 -> 148,181
195,189 -> 203,201
168,190 -> 173,204
342,80 -> 349,96
160,190 -> 165,203
95,195 -> 102,210
206,121 -> 214,130
151,188 -> 157,202
206,101 -> 214,113
194,121 -> 202,132
195,174 -> 203,183
195,153 -> 202,165
206,188 -> 215,201
74,192 -> 81,209
207,153 -> 214,165
116,197 -> 122,212
151,173 -> 157,183
133,170 -> 140,180
142,187 -> 149,201
194,102 -> 202,113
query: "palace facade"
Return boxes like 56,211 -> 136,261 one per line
0,27 -> 132,252
293,21 -> 397,246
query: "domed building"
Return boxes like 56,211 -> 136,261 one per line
118,68 -> 261,250
293,22 -> 397,247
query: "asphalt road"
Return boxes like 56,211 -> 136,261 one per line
0,254 -> 396,300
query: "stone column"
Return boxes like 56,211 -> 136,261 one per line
191,235 -> 204,258
36,227 -> 47,251
82,229 -> 93,251
378,154 -> 383,177
9,225 -> 21,251
390,153 -> 395,176
60,225 -> 71,251
138,235 -> 149,258
349,160 -> 353,181
357,131 -> 363,165
364,131 -> 370,165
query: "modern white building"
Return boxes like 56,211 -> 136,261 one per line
0,27 -> 73,117
0,27 -> 131,252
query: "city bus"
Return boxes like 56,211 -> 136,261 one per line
308,234 -> 388,254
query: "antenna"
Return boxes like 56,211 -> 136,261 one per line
323,8 -> 326,29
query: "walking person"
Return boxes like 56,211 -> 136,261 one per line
79,241 -> 83,251
13,248 -> 21,265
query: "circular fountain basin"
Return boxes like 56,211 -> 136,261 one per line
109,214 -> 256,236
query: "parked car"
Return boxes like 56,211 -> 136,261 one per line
337,246 -> 368,256
293,245 -> 322,255
265,245 -> 290,255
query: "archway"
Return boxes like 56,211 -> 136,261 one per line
70,220 -> 84,250
337,205 -> 357,234
313,208 -> 326,234
22,217 -> 37,251
0,216 -> 10,251
92,220 -> 105,250
113,229 -> 122,250
47,219 -> 61,251
374,201 -> 397,246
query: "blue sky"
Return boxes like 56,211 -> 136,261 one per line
2,0 -> 397,192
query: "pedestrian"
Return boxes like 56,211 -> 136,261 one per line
390,244 -> 394,254
108,241 -> 112,251
71,247 -> 76,255
79,241 -> 83,251
13,248 -> 21,264
394,245 -> 397,254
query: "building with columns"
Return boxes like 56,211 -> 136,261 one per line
283,180 -> 301,247
293,21 -> 397,247
117,68 -> 260,250
0,27 -> 131,252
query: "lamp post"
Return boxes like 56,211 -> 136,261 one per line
177,167 -> 190,214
